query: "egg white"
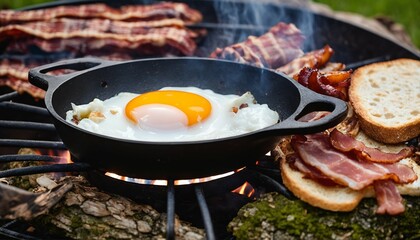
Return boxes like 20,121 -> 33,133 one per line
65,87 -> 279,142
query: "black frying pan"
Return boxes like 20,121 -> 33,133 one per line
29,57 -> 347,179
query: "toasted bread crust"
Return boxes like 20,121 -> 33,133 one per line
349,58 -> 420,144
280,157 -> 365,212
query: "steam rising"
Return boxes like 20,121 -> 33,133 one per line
211,0 -> 316,50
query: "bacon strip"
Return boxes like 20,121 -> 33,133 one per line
5,27 -> 198,56
291,133 -> 417,190
0,59 -> 33,80
330,129 -> 414,163
0,18 -> 189,42
209,22 -> 304,68
319,62 -> 346,72
373,180 -> 405,215
0,76 -> 45,99
276,45 -> 334,76
287,154 -> 338,186
0,3 -> 202,25
293,67 -> 352,100
297,111 -> 330,122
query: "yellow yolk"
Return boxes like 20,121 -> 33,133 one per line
125,90 -> 212,129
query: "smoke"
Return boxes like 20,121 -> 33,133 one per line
210,0 -> 316,51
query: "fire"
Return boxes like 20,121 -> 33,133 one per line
232,181 -> 255,198
40,149 -> 72,164
105,167 -> 246,186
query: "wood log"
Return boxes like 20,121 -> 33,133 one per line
0,149 -> 205,240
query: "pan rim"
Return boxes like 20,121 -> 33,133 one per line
43,57 -> 304,146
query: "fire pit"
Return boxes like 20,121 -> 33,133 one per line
1,0 -> 419,239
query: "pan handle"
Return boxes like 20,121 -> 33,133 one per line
28,57 -> 117,91
262,90 -> 348,135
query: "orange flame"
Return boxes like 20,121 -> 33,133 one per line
39,149 -> 72,164
105,167 -> 246,186
232,181 -> 255,198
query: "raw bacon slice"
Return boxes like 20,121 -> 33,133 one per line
287,154 -> 338,186
373,180 -> 405,215
276,45 -> 334,76
291,133 -> 417,190
209,22 -> 304,68
0,3 -> 202,25
330,129 -> 414,163
5,27 -> 198,56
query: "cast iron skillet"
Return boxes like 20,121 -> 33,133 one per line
29,57 -> 347,179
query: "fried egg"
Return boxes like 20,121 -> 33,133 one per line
66,87 -> 279,142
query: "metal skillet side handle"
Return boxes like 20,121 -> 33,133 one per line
28,57 -> 118,91
263,90 -> 348,135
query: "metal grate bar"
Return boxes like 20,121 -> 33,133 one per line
247,169 -> 294,199
0,102 -> 49,116
0,139 -> 66,149
0,154 -> 66,163
0,163 -> 90,178
0,91 -> 19,102
195,186 -> 216,240
0,120 -> 56,131
166,180 -> 175,240
0,220 -> 41,240
0,226 -> 40,240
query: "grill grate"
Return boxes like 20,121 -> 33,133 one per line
0,220 -> 40,240
0,90 -> 290,239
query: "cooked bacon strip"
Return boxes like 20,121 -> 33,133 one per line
0,54 -> 132,99
374,180 -> 405,215
291,133 -> 417,190
330,129 -> 414,163
0,59 -> 32,80
5,27 -> 198,56
0,3 -> 202,25
319,62 -> 346,72
276,45 -> 334,76
0,58 -> 76,79
0,18 -> 189,42
0,58 -> 69,98
209,22 -> 304,68
297,111 -> 330,122
293,67 -> 352,100
0,76 -> 45,99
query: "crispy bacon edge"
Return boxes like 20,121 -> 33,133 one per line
330,129 -> 414,163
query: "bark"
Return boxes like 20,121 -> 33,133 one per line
33,176 -> 205,240
1,148 -> 205,240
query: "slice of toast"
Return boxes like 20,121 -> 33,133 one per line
280,157 -> 366,212
349,58 -> 420,144
279,131 -> 420,212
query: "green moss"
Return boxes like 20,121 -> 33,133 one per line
229,193 -> 420,240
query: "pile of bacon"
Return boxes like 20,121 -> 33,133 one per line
0,2 -> 203,98
0,3 -> 202,56
209,22 -> 418,215
209,23 -> 352,101
289,127 -> 415,215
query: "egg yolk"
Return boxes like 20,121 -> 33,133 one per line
125,90 -> 212,129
